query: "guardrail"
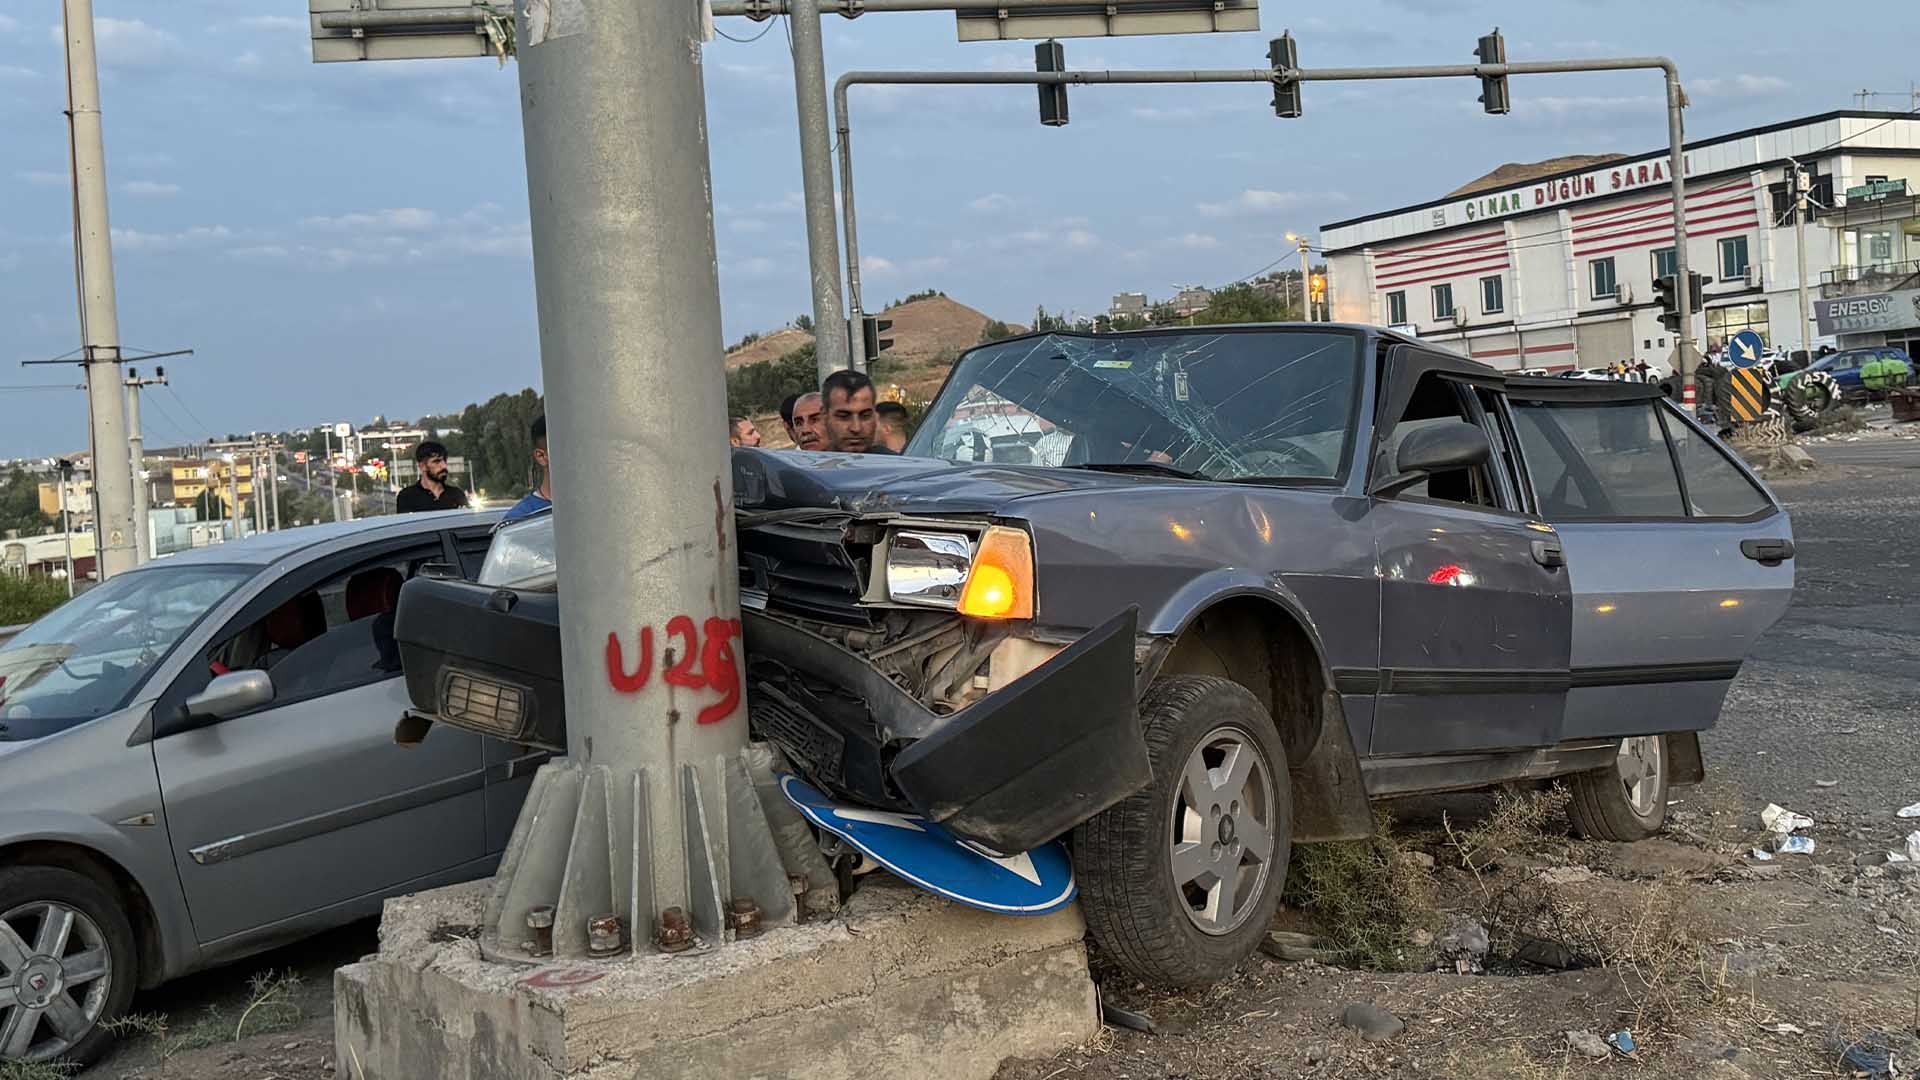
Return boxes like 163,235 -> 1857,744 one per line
1819,259 -> 1920,298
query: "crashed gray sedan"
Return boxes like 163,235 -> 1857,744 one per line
399,324 -> 1794,986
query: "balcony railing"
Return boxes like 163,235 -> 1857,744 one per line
1820,259 -> 1920,299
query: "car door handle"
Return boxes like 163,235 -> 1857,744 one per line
1740,538 -> 1794,565
1530,539 -> 1565,568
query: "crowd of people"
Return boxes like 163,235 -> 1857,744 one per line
388,370 -> 914,523
732,369 -> 911,454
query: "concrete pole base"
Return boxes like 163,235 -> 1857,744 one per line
335,877 -> 1099,1079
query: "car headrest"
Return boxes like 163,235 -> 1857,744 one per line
262,592 -> 326,651
346,567 -> 405,621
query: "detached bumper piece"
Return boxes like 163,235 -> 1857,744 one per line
393,577 -> 566,751
745,607 -> 1150,855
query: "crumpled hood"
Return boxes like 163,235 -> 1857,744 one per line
731,448 -> 1139,517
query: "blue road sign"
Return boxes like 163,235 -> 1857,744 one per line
779,775 -> 1076,915
1729,330 -> 1766,368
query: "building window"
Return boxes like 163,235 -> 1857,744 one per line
1431,284 -> 1455,320
1480,275 -> 1504,315
1386,290 -> 1407,325
1589,257 -> 1618,300
1705,302 -> 1770,356
1652,247 -> 1678,282
1718,236 -> 1750,281
1859,227 -> 1897,268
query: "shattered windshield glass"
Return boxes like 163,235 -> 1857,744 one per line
906,329 -> 1360,482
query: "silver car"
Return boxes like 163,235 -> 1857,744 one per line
0,512 -> 537,1066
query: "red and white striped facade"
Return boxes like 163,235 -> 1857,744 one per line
1321,112 -> 1920,371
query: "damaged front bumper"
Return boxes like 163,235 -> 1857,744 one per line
394,576 -> 1152,854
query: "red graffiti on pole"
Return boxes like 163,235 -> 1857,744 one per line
604,615 -> 743,725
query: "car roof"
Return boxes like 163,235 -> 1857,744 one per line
139,511 -> 502,570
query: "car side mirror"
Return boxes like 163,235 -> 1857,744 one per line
1375,420 -> 1492,498
166,670 -> 275,736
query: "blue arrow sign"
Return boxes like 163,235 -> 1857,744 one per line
1729,330 -> 1766,369
779,775 -> 1076,915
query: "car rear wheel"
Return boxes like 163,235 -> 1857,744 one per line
0,866 -> 137,1067
1073,675 -> 1291,987
1566,735 -> 1669,842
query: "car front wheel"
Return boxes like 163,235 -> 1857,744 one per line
1074,675 -> 1292,987
1566,735 -> 1669,842
0,866 -> 137,1067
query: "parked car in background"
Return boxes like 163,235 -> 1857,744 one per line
0,512 -> 529,1067
1782,346 -> 1915,409
397,324 -> 1795,990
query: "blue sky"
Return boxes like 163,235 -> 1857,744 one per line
2,0 -> 1915,457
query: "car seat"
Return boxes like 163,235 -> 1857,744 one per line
345,567 -> 406,673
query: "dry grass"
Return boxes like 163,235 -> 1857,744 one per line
100,971 -> 306,1061
0,1062 -> 76,1080
1283,810 -> 1437,971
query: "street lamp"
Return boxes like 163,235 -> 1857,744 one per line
1284,232 -> 1312,321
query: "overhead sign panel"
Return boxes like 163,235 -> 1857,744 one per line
956,0 -> 1258,42
309,1 -> 508,64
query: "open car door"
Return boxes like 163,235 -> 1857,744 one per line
1500,378 -> 1794,741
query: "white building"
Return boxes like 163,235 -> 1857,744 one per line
1323,110 -> 1920,371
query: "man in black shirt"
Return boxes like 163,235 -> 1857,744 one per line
395,440 -> 469,513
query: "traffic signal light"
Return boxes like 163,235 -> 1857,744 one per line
1035,40 -> 1068,127
1474,28 -> 1510,115
1268,33 -> 1301,118
1309,273 -> 1326,304
863,315 -> 894,359
1653,273 -> 1681,334
1687,270 -> 1712,309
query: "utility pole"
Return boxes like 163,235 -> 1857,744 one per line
60,0 -> 138,579
124,366 -> 166,563
225,455 -> 241,540
1288,233 -> 1312,320
56,459 -> 74,597
268,446 -> 280,532
1793,163 -> 1814,357
787,0 -> 853,380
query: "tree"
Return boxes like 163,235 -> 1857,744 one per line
1031,306 -> 1071,333
726,343 -> 818,418
0,469 -> 52,537
792,313 -> 814,333
1192,283 -> 1293,326
978,320 -> 1014,344
195,488 -> 227,522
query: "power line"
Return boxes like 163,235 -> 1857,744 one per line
714,16 -> 776,42
160,384 -> 213,438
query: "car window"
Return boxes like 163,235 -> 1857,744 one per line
453,529 -> 493,579
909,330 -> 1361,482
1511,401 -> 1685,519
1660,409 -> 1773,518
205,544 -> 438,707
0,565 -> 250,740
1378,372 -> 1503,510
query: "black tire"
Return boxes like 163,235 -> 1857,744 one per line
1074,675 -> 1292,987
0,865 -> 139,1068
1566,735 -> 1670,842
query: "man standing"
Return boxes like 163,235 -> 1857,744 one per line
729,416 -> 763,447
790,391 -> 827,451
504,415 -> 552,523
875,401 -> 911,453
822,370 -> 886,454
396,440 -> 469,513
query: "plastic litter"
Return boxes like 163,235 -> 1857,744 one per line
1815,780 -> 1838,788
1831,1030 -> 1896,1078
1772,835 -> 1816,856
1100,1002 -> 1157,1035
1902,801 -> 1920,819
1764,1022 -> 1804,1035
1906,831 -> 1920,862
1761,803 -> 1814,833
1606,1030 -> 1636,1055
1749,848 -> 1774,861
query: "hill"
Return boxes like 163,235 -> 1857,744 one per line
722,294 -> 1016,372
1448,154 -> 1627,198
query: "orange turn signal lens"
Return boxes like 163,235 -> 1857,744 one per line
957,526 -> 1034,620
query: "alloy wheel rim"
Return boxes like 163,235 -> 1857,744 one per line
0,901 -> 113,1062
1617,736 -> 1663,818
1168,725 -> 1277,936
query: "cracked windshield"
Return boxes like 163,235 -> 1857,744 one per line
908,330 -> 1360,481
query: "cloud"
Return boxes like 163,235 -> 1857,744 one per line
122,180 -> 180,199
859,254 -> 949,279
111,225 -> 233,253
233,15 -> 307,32
125,152 -> 174,168
861,255 -> 898,277
1690,74 -> 1789,98
729,218 -> 770,234
725,256 -> 780,279
1129,103 -> 1241,124
1175,233 -> 1219,250
14,170 -> 65,187
300,207 -> 441,232
968,192 -> 1014,215
1064,229 -> 1099,250
234,51 -> 263,69
0,65 -> 36,81
1190,188 -> 1344,217
50,18 -> 183,70
0,15 -> 17,33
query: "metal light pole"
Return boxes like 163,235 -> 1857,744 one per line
124,368 -> 165,564
1287,233 -> 1311,320
225,455 -> 241,540
60,0 -> 138,579
487,0 -> 792,959
787,0 -> 853,379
